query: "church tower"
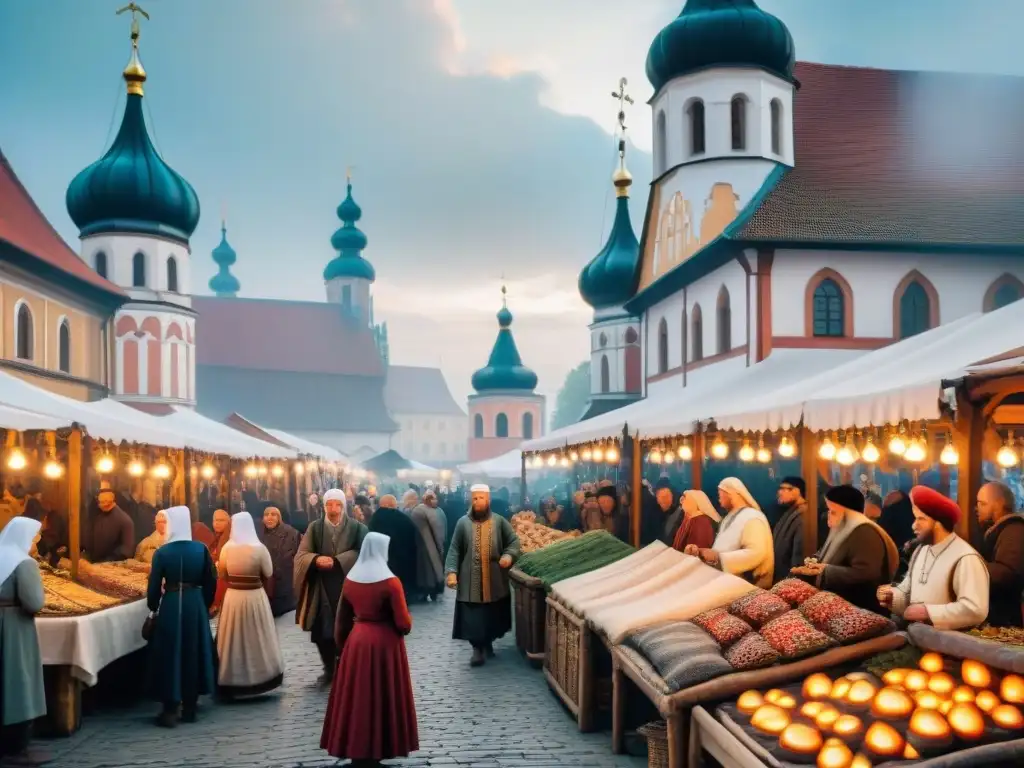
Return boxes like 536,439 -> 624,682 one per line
466,287 -> 545,462
66,6 -> 199,406
578,79 -> 643,419
208,220 -> 240,298
324,171 -> 375,328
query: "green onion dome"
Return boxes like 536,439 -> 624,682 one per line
471,292 -> 539,392
324,181 -> 375,282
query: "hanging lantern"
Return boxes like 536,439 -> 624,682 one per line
189,463 -> 199,477
861,436 -> 881,464
294,461 -> 305,475
559,455 -> 570,468
547,454 -> 558,467
997,433 -> 1020,468
257,464 -> 268,476
939,441 -> 959,466
95,453 -> 116,474
777,434 -> 796,458
888,427 -> 908,456
605,444 -> 620,463
6,447 -> 26,471
244,463 -> 259,478
738,440 -> 755,462
152,461 -> 172,480
710,435 -> 729,459
128,458 -> 146,477
648,446 -> 663,464
663,448 -> 676,464
818,435 -> 837,461
271,464 -> 285,478
755,438 -> 772,464
569,450 -> 579,462
903,438 -> 927,463
581,447 -> 592,462
836,435 -> 859,467
43,458 -> 64,479
677,442 -> 693,461
201,463 -> 217,480
592,444 -> 605,462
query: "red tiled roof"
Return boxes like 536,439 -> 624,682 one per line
737,62 -> 1024,247
193,296 -> 385,377
0,150 -> 124,296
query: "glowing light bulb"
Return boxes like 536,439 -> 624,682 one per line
605,446 -> 620,463
201,463 -> 217,480
95,454 -> 115,474
777,435 -> 796,458
903,439 -> 926,463
648,448 -> 663,464
271,464 -> 284,478
888,433 -> 907,455
547,454 -> 557,467
861,439 -> 880,463
592,446 -> 605,462
245,464 -> 258,478
677,443 -> 693,461
581,448 -> 592,462
294,461 -> 305,475
710,438 -> 729,459
818,437 -> 837,461
43,460 -> 64,479
997,443 -> 1020,468
835,441 -> 857,466
662,449 -> 675,464
152,462 -> 171,479
6,449 -> 26,471
128,459 -> 145,477
939,442 -> 959,466
756,445 -> 772,463
569,450 -> 579,462
559,456 -> 569,468
739,441 -> 755,462
257,465 -> 268,476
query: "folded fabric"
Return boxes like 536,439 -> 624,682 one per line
573,552 -> 695,615
624,621 -> 734,693
728,590 -> 790,628
770,578 -> 820,607
590,562 -> 755,645
692,608 -> 754,648
826,608 -> 894,644
551,541 -> 667,605
725,632 -> 780,670
516,530 -> 635,589
760,609 -> 837,661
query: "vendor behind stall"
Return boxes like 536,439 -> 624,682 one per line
84,489 -> 134,563
878,486 -> 989,631
772,476 -> 807,583
976,480 -> 1024,628
792,485 -> 898,612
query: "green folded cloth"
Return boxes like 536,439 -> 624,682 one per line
516,530 -> 635,590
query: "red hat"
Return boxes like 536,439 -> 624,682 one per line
909,485 -> 961,531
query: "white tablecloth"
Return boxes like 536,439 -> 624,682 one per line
36,599 -> 150,686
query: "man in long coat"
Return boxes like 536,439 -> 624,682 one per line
445,484 -> 520,667
293,489 -> 366,684
410,491 -> 446,600
368,494 -> 419,596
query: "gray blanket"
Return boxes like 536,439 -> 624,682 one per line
623,621 -> 733,693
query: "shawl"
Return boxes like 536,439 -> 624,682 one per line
713,505 -> 774,589
191,521 -> 216,548
552,541 -> 667,603
411,503 -> 445,578
820,508 -> 899,580
719,477 -> 761,512
164,506 -> 193,543
367,505 -> 419,588
228,512 -> 263,547
346,532 -> 395,583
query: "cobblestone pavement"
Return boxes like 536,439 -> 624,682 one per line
24,597 -> 647,768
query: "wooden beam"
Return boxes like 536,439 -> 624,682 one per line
800,428 -> 819,557
631,437 -> 642,547
970,375 -> 1024,404
691,431 -> 705,492
68,427 -> 82,581
954,392 -> 985,544
520,451 -> 527,506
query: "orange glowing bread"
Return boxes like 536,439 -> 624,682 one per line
803,673 -> 833,700
881,668 -> 911,687
863,720 -> 904,757
850,754 -> 872,768
992,703 -> 1024,731
946,703 -> 985,740
737,690 -> 764,715
927,671 -> 955,695
870,687 -> 915,719
779,722 -> 823,755
903,670 -> 929,691
976,690 -> 1000,713
845,680 -> 876,709
919,652 -> 944,673
815,705 -> 841,731
830,678 -> 852,699
908,708 -> 952,743
961,659 -> 992,689
801,701 -> 827,719
913,690 -> 942,710
951,685 -> 976,703
816,738 -> 854,768
1000,674 -> 1024,704
832,714 -> 863,740
751,704 -> 791,735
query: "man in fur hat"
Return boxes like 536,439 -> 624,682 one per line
878,486 -> 989,631
445,484 -> 521,667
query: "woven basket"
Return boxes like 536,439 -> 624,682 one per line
544,597 -> 584,711
510,567 -> 546,662
637,721 -> 668,768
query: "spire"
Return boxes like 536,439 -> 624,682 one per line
324,170 -> 375,283
116,3 -> 150,97
209,216 -> 240,298
471,285 -> 538,393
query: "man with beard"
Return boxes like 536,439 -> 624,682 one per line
976,481 -> 1024,627
772,476 -> 806,583
84,489 -> 135,563
293,489 -> 366,684
445,484 -> 520,667
878,486 -> 989,631
582,486 -> 618,534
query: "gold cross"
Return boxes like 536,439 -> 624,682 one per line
346,165 -> 354,184
611,77 -> 633,135
116,2 -> 150,42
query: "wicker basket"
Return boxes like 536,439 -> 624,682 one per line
637,721 -> 668,768
510,567 -> 546,665
543,596 -> 613,732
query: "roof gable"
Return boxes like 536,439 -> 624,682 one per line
384,365 -> 465,416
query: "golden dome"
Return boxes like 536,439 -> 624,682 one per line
123,45 -> 147,96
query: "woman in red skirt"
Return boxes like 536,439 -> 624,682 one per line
321,532 -> 418,766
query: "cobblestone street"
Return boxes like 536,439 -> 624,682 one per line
22,597 -> 646,768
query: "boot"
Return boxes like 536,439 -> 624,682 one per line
485,642 -> 496,658
470,646 -> 485,667
156,703 -> 178,728
181,701 -> 197,723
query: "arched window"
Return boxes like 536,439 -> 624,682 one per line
95,251 -> 108,279
812,279 -> 845,337
132,252 -> 146,288
899,281 -> 932,339
691,304 -> 703,362
600,355 -> 610,394
688,100 -> 705,156
770,99 -> 782,154
58,319 -> 71,373
598,332 -> 608,348
522,412 -> 534,440
730,95 -> 747,151
624,327 -> 638,344
655,110 -> 668,173
15,303 -> 32,361
166,256 -> 178,292
984,274 -> 1024,312
495,412 -> 509,438
717,287 -> 731,353
680,311 -> 687,364
473,413 -> 484,438
657,318 -> 669,373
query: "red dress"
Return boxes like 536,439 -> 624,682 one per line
321,577 -> 419,760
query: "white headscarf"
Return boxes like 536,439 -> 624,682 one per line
346,532 -> 395,584
229,512 -> 263,547
164,506 -> 194,544
0,517 -> 42,586
718,477 -> 761,512
323,488 -> 346,511
683,489 -> 722,523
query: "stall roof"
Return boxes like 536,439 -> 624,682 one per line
0,404 -> 68,432
459,448 -> 523,479
221,413 -> 347,462
159,407 -> 296,459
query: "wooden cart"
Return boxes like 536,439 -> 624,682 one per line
610,632 -> 906,768
510,567 -> 546,666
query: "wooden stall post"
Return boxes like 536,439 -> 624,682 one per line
954,391 -> 985,543
67,427 -> 82,581
520,451 -> 527,505
800,427 -> 818,558
630,436 -> 642,547
691,429 -> 705,492
173,448 -> 186,506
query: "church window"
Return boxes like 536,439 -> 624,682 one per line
473,413 -> 484,438
770,99 -> 783,154
166,256 -> 178,292
132,252 -> 146,288
598,332 -> 607,348
625,327 -> 638,345
600,355 -> 610,394
687,100 -> 706,156
984,274 -> 1024,312
899,280 -> 932,339
523,412 -> 534,439
812,278 -> 845,337
657,318 -> 669,374
495,412 -> 509,438
655,110 -> 668,173
342,285 -> 352,313
15,303 -> 33,361
730,96 -> 747,151
95,251 -> 108,278
58,319 -> 71,373
691,304 -> 703,362
717,287 -> 731,353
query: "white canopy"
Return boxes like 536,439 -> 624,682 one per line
0,404 -> 68,432
262,427 -> 347,462
160,407 -> 296,459
459,448 -> 523,478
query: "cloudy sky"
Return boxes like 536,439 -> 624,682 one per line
2,0 -> 1023,409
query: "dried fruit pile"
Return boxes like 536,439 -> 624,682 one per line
78,562 -> 149,600
511,512 -> 581,554
39,571 -> 123,616
967,625 -> 1024,647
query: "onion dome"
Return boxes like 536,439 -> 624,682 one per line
208,223 -> 240,297
324,177 -> 375,282
578,153 -> 640,309
66,33 -> 200,244
471,287 -> 538,393
646,0 -> 796,93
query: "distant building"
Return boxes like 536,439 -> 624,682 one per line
385,365 -> 467,465
467,288 -> 544,462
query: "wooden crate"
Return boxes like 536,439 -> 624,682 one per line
509,567 -> 546,666
543,596 -> 612,732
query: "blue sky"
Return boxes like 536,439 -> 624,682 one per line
1,0 -> 1021,407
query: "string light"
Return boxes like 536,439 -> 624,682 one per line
43,459 -> 64,479
677,442 -> 693,461
244,463 -> 258,478
888,427 -> 907,456
305,460 -> 318,472
836,436 -> 859,467
592,445 -> 605,462
581,447 -> 593,462
739,440 -> 755,462
861,436 -> 881,464
818,435 -> 837,461
201,463 -> 217,480
6,448 -> 26,471
96,454 -> 115,474
648,447 -> 663,464
189,464 -> 199,477
559,456 -> 570,468
547,454 -> 558,467
294,461 -> 305,475
152,462 -> 172,479
605,445 -> 620,463
756,445 -> 772,464
997,433 -> 1020,468
710,436 -> 729,460
939,442 -> 959,466
777,434 -> 796,458
128,459 -> 145,477
903,438 -> 926,463
257,465 -> 268,477
663,449 -> 675,464
569,450 -> 579,462
271,464 -> 285,478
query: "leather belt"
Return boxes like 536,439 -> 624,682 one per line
226,577 -> 264,591
165,583 -> 198,593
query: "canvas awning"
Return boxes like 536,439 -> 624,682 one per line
459,448 -> 523,478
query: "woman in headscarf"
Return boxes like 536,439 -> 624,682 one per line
145,506 -> 217,727
0,517 -> 45,757
321,532 -> 418,765
672,490 -> 720,553
216,512 -> 284,698
685,477 -> 774,588
793,485 -> 899,612
260,506 -> 300,617
208,509 -> 232,616
135,510 -> 169,564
